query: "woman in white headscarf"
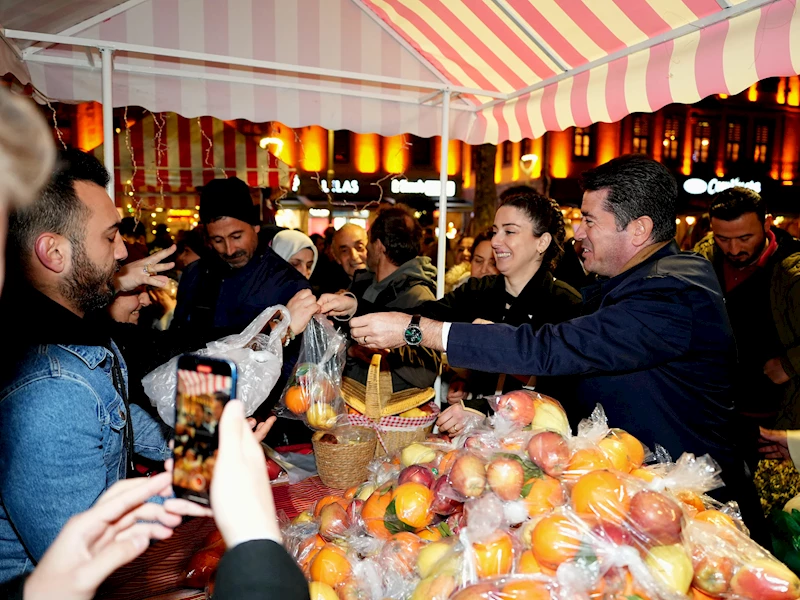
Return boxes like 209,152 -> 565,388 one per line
270,229 -> 318,279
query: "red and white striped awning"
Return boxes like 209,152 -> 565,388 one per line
92,111 -> 294,208
2,0 -> 800,144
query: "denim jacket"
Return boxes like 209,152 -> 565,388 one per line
0,289 -> 170,583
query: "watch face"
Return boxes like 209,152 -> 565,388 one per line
404,325 -> 423,346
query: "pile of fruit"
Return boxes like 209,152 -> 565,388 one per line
285,391 -> 800,600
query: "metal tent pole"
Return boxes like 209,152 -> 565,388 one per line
100,47 -> 114,201
435,90 -> 451,299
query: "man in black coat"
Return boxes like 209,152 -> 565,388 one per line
350,155 -> 766,541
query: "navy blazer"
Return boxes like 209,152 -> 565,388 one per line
447,241 -> 740,464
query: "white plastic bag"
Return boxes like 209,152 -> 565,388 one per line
142,305 -> 290,426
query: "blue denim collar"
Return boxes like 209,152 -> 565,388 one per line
57,344 -> 113,369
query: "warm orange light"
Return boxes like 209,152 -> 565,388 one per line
448,139 -> 460,176
718,94 -> 729,99
511,142 -> 521,181
354,133 -> 380,174
494,145 -> 502,183
462,142 -> 472,188
747,84 -> 758,102
270,122 -> 297,168
549,131 -> 570,179
788,76 -> 800,107
383,135 -> 409,174
783,180 -> 793,186
778,78 -> 787,104
531,137 -> 543,179
76,102 -> 104,152
715,168 -> 725,178
300,126 -> 326,172
771,168 -> 780,180
597,123 -> 619,166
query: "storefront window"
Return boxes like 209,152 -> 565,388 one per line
662,117 -> 681,162
725,121 -> 742,163
333,130 -> 351,164
692,120 -> 712,163
502,141 -> 513,165
754,123 -> 771,163
632,115 -> 649,155
573,127 -> 593,158
521,138 -> 532,156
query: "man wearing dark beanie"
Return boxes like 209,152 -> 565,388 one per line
172,178 -> 319,410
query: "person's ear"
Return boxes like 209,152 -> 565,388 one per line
34,233 -> 70,274
374,239 -> 386,256
630,216 -> 654,248
253,225 -> 261,234
536,232 -> 552,257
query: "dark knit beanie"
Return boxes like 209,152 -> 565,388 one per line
199,177 -> 259,225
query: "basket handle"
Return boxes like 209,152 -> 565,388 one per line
365,354 -> 385,422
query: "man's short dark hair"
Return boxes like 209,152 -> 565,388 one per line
709,187 -> 766,223
580,154 -> 678,244
10,148 -> 109,260
369,204 -> 421,266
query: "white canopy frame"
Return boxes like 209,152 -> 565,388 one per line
1,0 -> 778,297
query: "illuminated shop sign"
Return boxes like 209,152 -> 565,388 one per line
683,177 -> 762,196
390,178 -> 456,197
292,175 -> 359,194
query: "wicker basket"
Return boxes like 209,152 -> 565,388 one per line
353,355 -> 437,457
312,426 -> 377,489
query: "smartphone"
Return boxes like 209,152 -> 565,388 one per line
172,354 -> 237,505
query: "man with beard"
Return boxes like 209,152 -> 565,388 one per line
0,149 -> 198,582
694,188 -> 800,459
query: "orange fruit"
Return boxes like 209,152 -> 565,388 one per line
693,509 -> 736,530
501,579 -> 551,600
418,527 -> 443,542
309,544 -> 351,588
629,467 -> 657,483
437,450 -> 459,475
381,532 -> 423,576
285,385 -> 310,415
517,549 -> 542,574
362,483 -> 394,540
472,531 -> 514,578
562,449 -> 611,482
343,486 -> 359,500
571,470 -> 630,524
610,429 -> 646,469
598,437 -> 633,472
314,495 -> 348,518
297,533 -> 326,564
523,476 -> 565,517
393,482 -> 434,530
532,513 -> 583,569
676,491 -> 706,516
691,588 -> 716,600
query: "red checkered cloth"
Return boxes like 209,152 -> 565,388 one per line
345,406 -> 439,454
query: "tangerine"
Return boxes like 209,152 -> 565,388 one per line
571,470 -> 630,524
362,483 -> 394,540
285,385 -> 310,415
676,491 -> 706,516
393,482 -> 434,530
309,544 -> 352,588
629,467 -> 657,483
598,436 -> 633,472
523,476 -> 565,517
500,579 -> 551,600
314,495 -> 348,518
418,527 -> 443,542
472,531 -> 514,578
693,509 -> 736,529
381,532 -> 424,576
517,549 -> 542,574
562,449 -> 611,482
437,450 -> 459,475
532,513 -> 583,569
610,429 -> 646,469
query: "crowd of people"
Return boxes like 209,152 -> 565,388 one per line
0,82 -> 799,599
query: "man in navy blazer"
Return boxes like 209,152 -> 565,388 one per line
351,155 -> 766,541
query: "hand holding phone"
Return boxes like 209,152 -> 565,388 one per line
172,355 -> 238,505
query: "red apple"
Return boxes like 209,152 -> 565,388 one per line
266,457 -> 283,481
526,431 -> 570,477
628,490 -> 683,546
418,403 -> 436,415
450,582 -> 498,600
318,502 -> 350,541
592,521 -> 634,548
431,475 -> 464,515
464,434 -> 486,450
731,559 -> 800,600
446,509 -> 465,535
182,550 -> 220,589
693,553 -> 735,595
398,464 -> 436,489
448,454 -> 487,498
495,390 -> 536,426
346,498 -> 364,529
485,457 -> 525,501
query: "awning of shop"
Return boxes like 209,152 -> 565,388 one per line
93,111 -> 295,208
2,0 -> 798,146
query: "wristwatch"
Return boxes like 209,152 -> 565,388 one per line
403,314 -> 423,346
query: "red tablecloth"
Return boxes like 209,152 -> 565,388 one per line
97,475 -> 342,600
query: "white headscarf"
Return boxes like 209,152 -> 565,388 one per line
271,229 -> 318,275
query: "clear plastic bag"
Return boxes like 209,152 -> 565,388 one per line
275,314 -> 347,430
142,305 -> 289,426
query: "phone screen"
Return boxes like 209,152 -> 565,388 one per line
172,355 -> 237,505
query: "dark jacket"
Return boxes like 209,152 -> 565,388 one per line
694,227 -> 800,427
447,242 -> 739,462
348,257 -> 442,390
214,540 -> 309,600
173,244 -> 310,335
416,270 -> 582,407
